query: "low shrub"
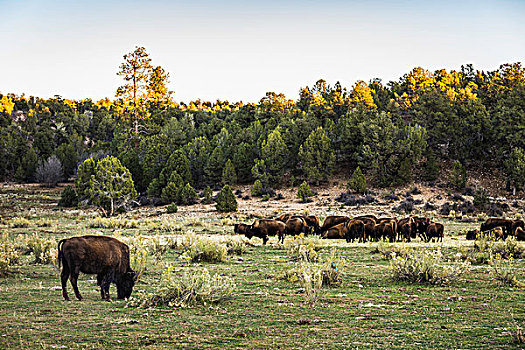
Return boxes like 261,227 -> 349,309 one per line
320,248 -> 345,287
127,266 -> 236,308
125,236 -> 149,281
297,181 -> 313,203
491,254 -> 523,288
390,249 -> 470,285
58,185 -> 78,207
35,218 -> 54,227
181,232 -> 228,263
372,241 -> 410,260
0,233 -> 19,276
26,234 -> 57,264
88,217 -> 139,229
225,237 -> 247,256
251,180 -> 263,197
8,217 -> 30,228
166,203 -> 178,214
285,233 -> 321,262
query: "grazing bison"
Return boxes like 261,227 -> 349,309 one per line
234,223 -> 251,235
413,217 -> 431,241
304,215 -> 321,235
355,214 -> 378,222
250,219 -> 286,245
284,217 -> 308,242
426,222 -> 444,242
321,216 -> 351,234
466,229 -> 479,240
515,226 -> 525,241
481,218 -> 514,238
58,235 -> 136,301
276,213 -> 294,223
321,222 -> 348,239
512,220 -> 525,237
346,219 -> 365,243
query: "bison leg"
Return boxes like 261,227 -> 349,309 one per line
70,267 -> 83,301
61,265 -> 70,301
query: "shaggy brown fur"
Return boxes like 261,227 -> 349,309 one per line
250,219 -> 286,245
320,216 -> 351,234
58,235 -> 136,301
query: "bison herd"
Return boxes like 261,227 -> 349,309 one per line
235,214 -> 444,244
466,218 -> 525,241
57,216 -> 524,302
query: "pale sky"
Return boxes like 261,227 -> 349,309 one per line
0,0 -> 524,103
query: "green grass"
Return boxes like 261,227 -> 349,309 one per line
0,185 -> 524,349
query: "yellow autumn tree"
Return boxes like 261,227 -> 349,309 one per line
0,95 -> 15,116
349,80 -> 376,110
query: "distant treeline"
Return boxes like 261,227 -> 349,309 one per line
0,62 -> 524,197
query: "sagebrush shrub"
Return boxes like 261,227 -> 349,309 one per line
285,233 -> 321,262
181,232 -> 228,263
127,266 -> 236,308
8,217 -> 30,228
88,217 -> 139,229
491,254 -> 523,287
26,234 -> 57,264
390,249 -> 470,285
0,233 -> 19,276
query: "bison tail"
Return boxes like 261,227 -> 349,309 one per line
57,239 -> 66,268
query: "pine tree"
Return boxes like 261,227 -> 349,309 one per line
222,159 -> 237,185
298,126 -> 335,184
260,128 -> 288,185
216,185 -> 238,212
347,167 -> 367,193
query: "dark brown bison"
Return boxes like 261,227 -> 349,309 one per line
512,220 -> 525,237
481,218 -> 514,238
345,219 -> 365,243
492,227 -> 505,240
355,214 -> 378,222
276,213 -> 294,223
397,217 -> 416,242
234,223 -> 251,235
374,221 -> 396,242
249,219 -> 286,245
321,222 -> 348,239
354,216 -> 376,242
515,226 -> 525,241
321,216 -> 350,234
304,215 -> 321,235
466,229 -> 479,240
284,217 -> 308,242
413,217 -> 431,241
58,235 -> 136,301
426,222 -> 444,242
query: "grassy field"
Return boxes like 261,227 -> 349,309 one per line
0,185 -> 524,349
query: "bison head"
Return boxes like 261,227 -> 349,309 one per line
117,270 -> 136,299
